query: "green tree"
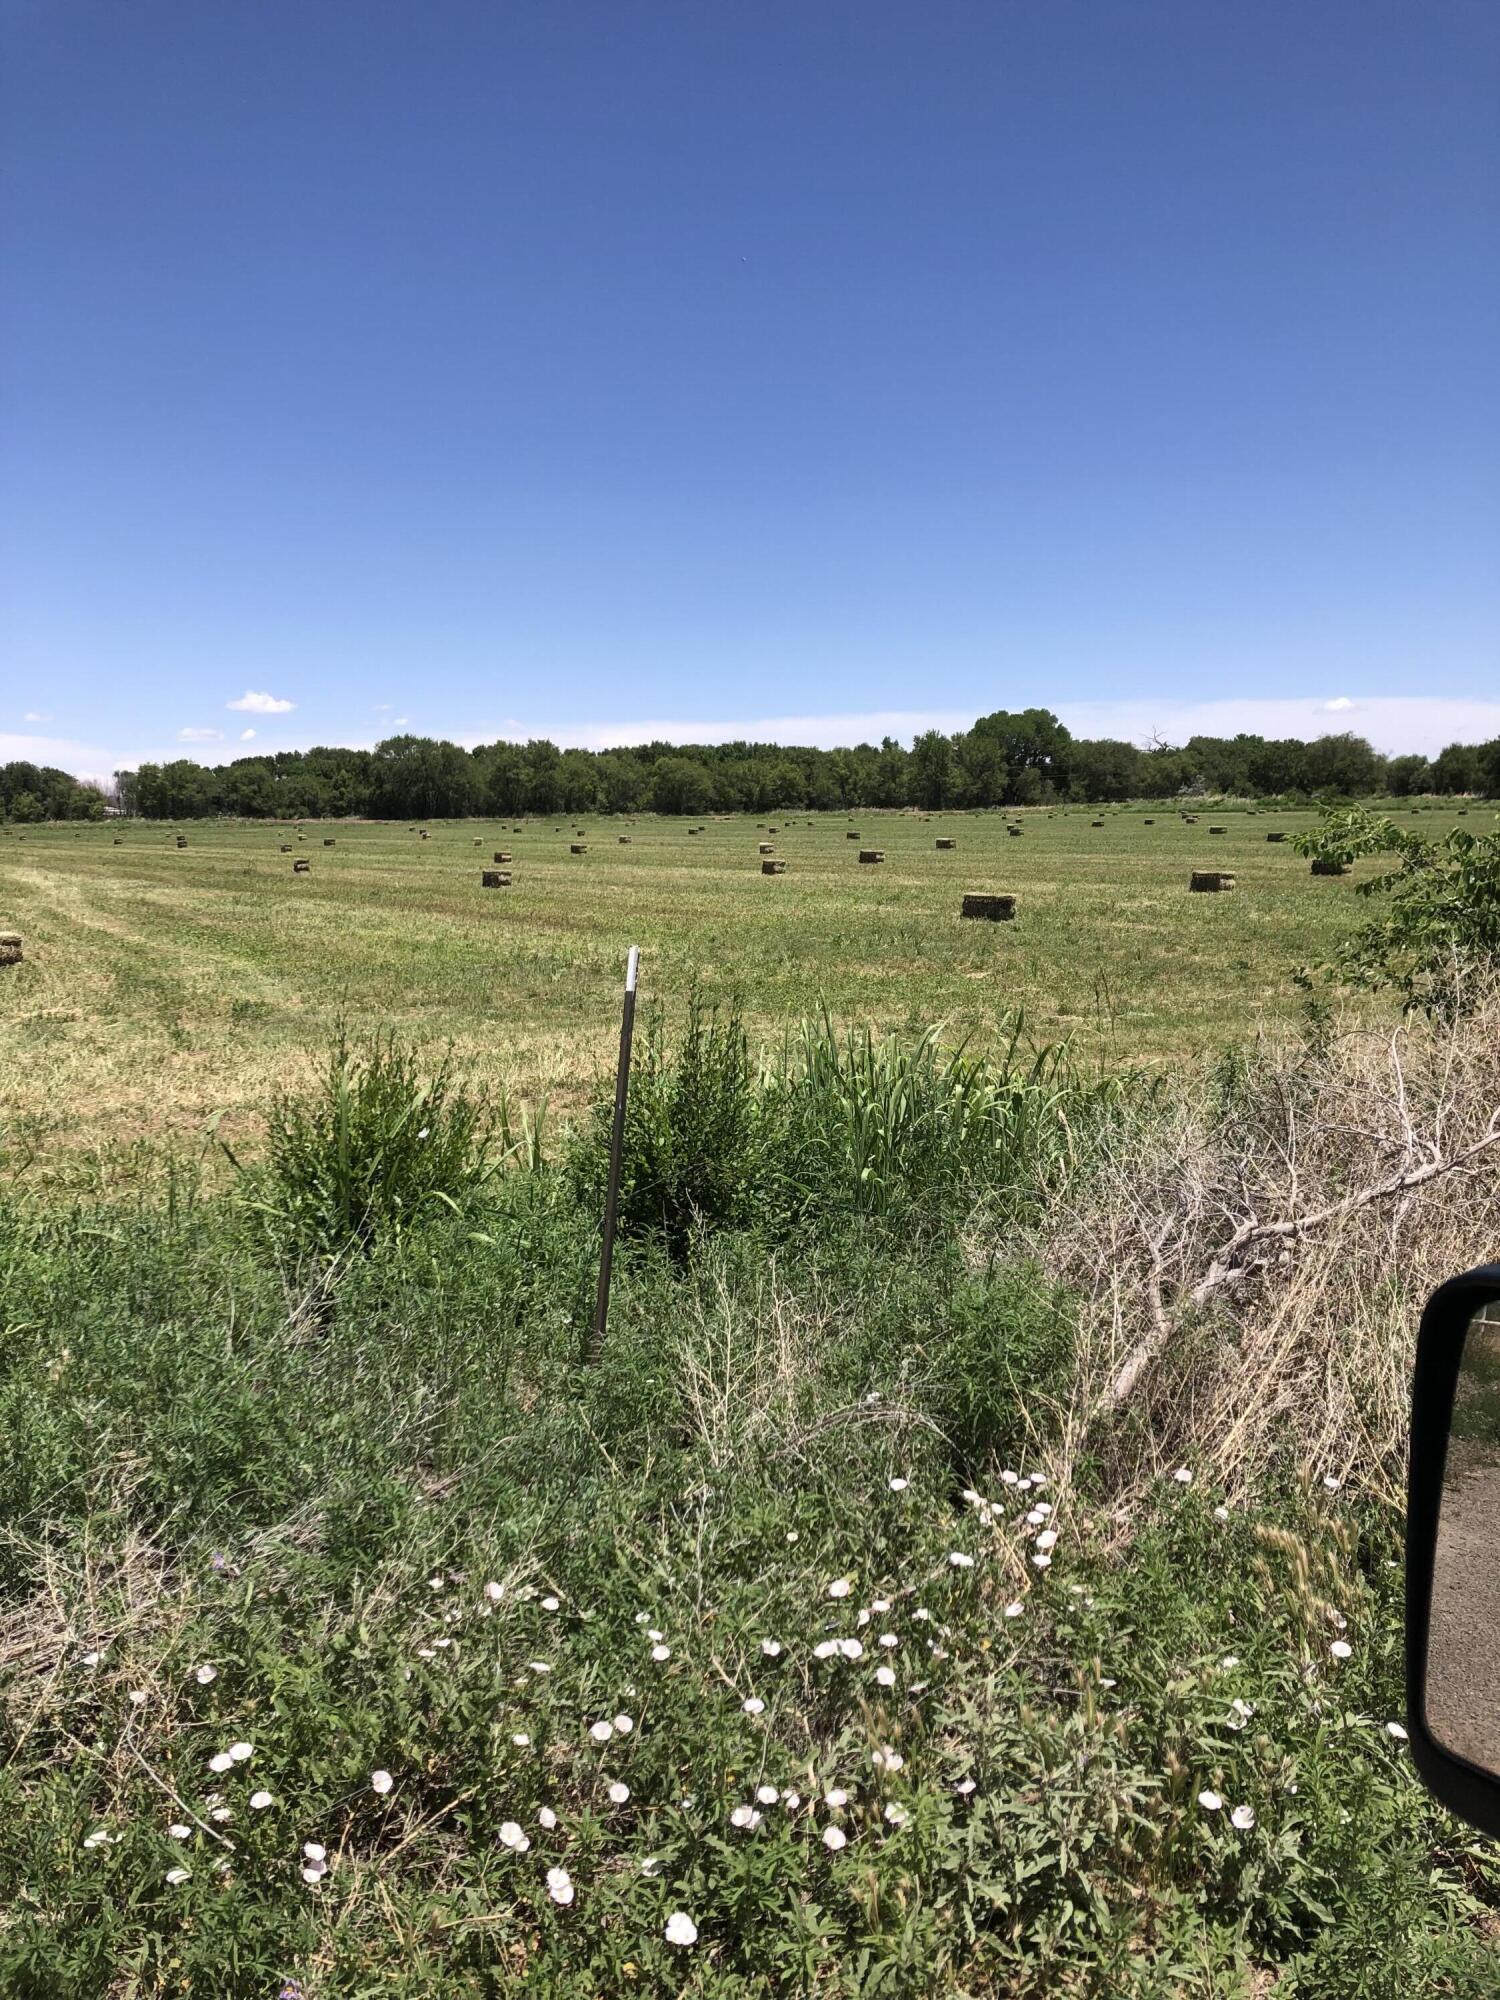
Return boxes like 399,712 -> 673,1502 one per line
910,730 -> 954,810
1295,804 -> 1500,1014
649,756 -> 714,815
1303,732 -> 1384,796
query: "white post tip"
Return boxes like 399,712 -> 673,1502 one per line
625,945 -> 640,992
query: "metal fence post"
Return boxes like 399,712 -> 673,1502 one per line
586,945 -> 639,1363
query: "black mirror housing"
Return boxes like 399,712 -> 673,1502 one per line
1407,1263 -> 1500,1836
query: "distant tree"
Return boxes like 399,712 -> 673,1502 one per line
1067,738 -> 1144,802
522,740 -> 564,816
1430,742 -> 1483,795
649,756 -> 714,815
1385,753 -> 1433,798
1303,732 -> 1384,796
910,730 -> 954,810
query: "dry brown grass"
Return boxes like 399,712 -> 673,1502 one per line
1035,985 -> 1500,1510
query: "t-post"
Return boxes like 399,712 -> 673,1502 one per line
586,945 -> 639,1363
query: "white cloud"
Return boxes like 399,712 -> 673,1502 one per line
1,729 -> 119,774
177,726 -> 224,743
372,703 -> 392,712
23,710 -> 52,723
226,689 -> 296,714
391,715 -> 410,726
1323,695 -> 1354,712
239,728 -> 256,741
1048,696 -> 1500,761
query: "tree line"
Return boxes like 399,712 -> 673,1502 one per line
6,711 -> 1500,823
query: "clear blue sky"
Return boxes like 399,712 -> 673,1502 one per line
3,0 -> 1498,778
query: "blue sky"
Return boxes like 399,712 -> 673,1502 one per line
3,0 -> 1498,780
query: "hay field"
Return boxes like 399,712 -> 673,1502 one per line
0,804 -> 1459,1176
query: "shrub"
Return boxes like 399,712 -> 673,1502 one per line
240,1025 -> 497,1268
569,989 -> 765,1260
1294,804 -> 1500,1014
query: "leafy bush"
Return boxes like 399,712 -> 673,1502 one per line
239,1025 -> 499,1268
1294,805 -> 1500,1013
569,989 -> 766,1260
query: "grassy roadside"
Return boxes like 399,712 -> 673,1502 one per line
2,998 -> 1498,1996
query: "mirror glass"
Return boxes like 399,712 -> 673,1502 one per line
1427,1299 -> 1500,1772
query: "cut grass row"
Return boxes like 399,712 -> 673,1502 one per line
1,805 -> 1488,1183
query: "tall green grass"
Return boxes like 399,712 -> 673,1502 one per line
570,997 -> 1126,1257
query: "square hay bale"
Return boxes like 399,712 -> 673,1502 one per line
1090,819 -> 1104,828
935,837 -> 956,849
420,830 -> 429,839
1208,824 -> 1226,835
324,837 -> 336,847
570,842 -> 588,854
758,842 -> 774,854
1007,825 -> 1023,836
1265,830 -> 1287,842
280,842 -> 293,852
961,893 -> 1016,921
618,834 -> 631,844
1189,870 -> 1235,892
858,849 -> 884,863
1310,857 -> 1349,876
846,830 -> 860,839
1142,818 -> 1154,825
481,869 -> 511,888
0,933 -> 22,965
1182,813 -> 1199,824
293,858 -> 310,874
175,835 -> 188,847
761,858 -> 786,874
688,826 -> 700,835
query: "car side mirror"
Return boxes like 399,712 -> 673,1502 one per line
1407,1264 -> 1500,1835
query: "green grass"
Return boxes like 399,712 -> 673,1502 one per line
5,822 -> 1500,1993
0,1172 -> 1495,1998
6,803 -> 1489,1183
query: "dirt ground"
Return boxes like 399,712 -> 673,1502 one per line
1426,1449 -> 1500,1772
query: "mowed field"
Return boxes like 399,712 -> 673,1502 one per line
0,803 -> 1466,1177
